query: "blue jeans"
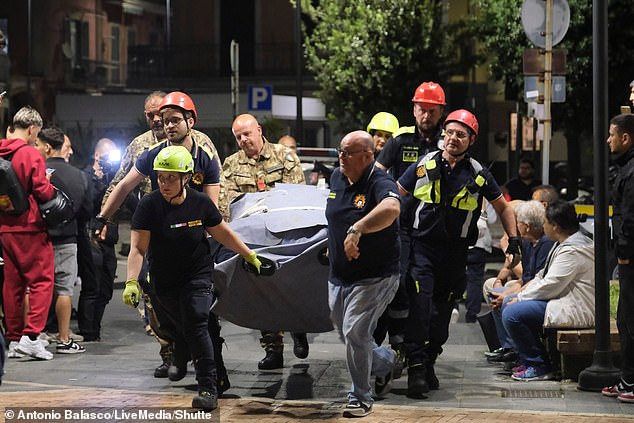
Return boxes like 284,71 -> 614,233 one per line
487,288 -> 516,350
328,274 -> 399,405
502,299 -> 549,367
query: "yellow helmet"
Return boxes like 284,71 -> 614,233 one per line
367,112 -> 399,135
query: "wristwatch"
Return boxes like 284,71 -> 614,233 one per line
346,226 -> 361,237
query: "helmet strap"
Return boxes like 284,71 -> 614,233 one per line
168,174 -> 190,205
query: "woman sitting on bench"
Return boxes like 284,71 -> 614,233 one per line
501,200 -> 595,381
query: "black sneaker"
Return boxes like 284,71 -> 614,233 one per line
192,391 -> 217,411
56,340 -> 86,354
343,400 -> 372,418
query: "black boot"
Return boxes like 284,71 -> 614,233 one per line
407,364 -> 430,398
154,358 -> 170,378
426,363 -> 439,390
168,357 -> 188,381
192,390 -> 217,411
291,332 -> 309,359
258,350 -> 283,370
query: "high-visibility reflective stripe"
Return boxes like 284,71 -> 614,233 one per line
415,280 -> 420,294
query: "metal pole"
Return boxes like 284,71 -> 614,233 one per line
541,0 -> 552,184
578,0 -> 620,392
26,0 -> 32,105
295,0 -> 303,143
230,40 -> 239,120
166,0 -> 171,46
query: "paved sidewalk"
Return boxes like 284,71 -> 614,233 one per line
1,242 -> 632,422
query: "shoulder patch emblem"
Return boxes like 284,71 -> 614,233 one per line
416,165 -> 427,178
353,194 -> 366,209
192,172 -> 204,185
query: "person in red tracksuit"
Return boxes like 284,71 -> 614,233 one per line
0,107 -> 56,360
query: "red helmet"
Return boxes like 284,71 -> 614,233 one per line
159,91 -> 197,123
444,109 -> 479,136
411,81 -> 446,105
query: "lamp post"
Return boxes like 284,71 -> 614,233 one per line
26,0 -> 32,105
295,0 -> 303,143
577,0 -> 621,392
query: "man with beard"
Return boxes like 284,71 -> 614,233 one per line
502,158 -> 541,201
373,82 -> 446,379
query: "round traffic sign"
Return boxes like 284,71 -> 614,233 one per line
521,0 -> 570,48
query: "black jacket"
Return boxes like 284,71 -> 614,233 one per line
46,157 -> 92,244
612,148 -> 634,260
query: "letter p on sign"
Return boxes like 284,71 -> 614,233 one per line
248,85 -> 273,111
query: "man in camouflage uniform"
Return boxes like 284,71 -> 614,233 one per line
219,113 -> 308,370
101,91 -> 221,380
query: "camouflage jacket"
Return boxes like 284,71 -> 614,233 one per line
219,139 -> 304,220
102,129 -> 219,208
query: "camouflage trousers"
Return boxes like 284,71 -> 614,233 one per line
260,330 -> 284,352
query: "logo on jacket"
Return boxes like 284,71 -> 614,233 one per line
353,194 -> 366,209
416,165 -> 426,178
191,172 -> 203,185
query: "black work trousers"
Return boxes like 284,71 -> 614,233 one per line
154,277 -> 217,394
404,238 -> 468,366
77,237 -> 116,340
618,262 -> 634,382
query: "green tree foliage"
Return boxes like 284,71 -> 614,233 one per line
303,0 -> 453,131
467,0 -> 634,136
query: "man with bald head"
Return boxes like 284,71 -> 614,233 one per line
278,135 -> 297,153
326,130 -> 401,417
219,113 -> 307,370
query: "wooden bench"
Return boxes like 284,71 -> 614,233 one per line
548,319 -> 620,380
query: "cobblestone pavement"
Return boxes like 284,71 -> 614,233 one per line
0,386 -> 631,423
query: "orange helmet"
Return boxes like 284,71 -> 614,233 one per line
159,91 -> 197,123
411,81 -> 446,105
444,109 -> 479,136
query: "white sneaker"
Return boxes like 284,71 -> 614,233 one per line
8,341 -> 25,358
15,335 -> 53,360
56,339 -> 86,354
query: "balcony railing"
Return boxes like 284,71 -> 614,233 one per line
126,43 -> 306,87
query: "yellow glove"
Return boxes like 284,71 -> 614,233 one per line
244,251 -> 262,274
122,279 -> 139,308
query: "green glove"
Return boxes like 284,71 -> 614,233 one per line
244,251 -> 262,274
122,279 -> 139,308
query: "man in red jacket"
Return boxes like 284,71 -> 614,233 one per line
0,106 -> 56,360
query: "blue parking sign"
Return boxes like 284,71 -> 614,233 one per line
248,85 -> 273,111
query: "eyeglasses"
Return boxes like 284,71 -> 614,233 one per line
157,174 -> 181,185
144,111 -> 161,120
445,129 -> 469,139
338,149 -> 369,158
164,116 -> 184,126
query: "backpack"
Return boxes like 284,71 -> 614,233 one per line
0,145 -> 30,215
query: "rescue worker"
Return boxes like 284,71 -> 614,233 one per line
219,113 -> 308,370
367,112 -> 399,157
124,146 -> 263,411
397,109 -> 520,398
373,82 -> 446,378
95,92 -> 225,388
